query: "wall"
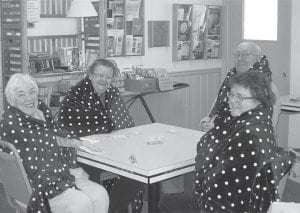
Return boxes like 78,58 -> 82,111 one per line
287,0 -> 300,148
0,10 -> 2,118
27,0 -> 223,72
128,69 -> 221,130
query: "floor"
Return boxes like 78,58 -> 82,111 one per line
0,183 -> 15,213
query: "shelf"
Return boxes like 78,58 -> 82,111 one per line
32,71 -> 85,78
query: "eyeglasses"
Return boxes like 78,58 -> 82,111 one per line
227,91 -> 254,102
233,53 -> 257,58
92,73 -> 112,83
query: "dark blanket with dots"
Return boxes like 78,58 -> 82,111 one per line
195,105 -> 293,212
0,102 -> 78,213
57,76 -> 134,137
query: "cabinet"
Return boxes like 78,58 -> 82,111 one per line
85,0 -> 144,58
0,0 -> 83,107
172,4 -> 221,61
1,0 -> 28,87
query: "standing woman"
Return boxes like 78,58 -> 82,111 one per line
57,58 -> 144,213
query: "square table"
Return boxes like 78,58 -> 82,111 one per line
77,123 -> 204,213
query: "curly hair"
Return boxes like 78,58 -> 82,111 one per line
227,71 -> 276,107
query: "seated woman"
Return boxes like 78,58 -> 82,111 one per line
57,58 -> 144,213
0,73 -> 109,213
160,71 -> 293,213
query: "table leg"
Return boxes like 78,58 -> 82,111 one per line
148,183 -> 160,213
138,96 -> 156,123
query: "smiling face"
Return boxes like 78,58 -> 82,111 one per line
228,84 -> 261,117
13,82 -> 39,116
89,65 -> 114,96
234,43 -> 261,73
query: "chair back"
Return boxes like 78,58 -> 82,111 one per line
0,140 -> 32,209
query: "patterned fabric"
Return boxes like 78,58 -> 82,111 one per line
0,101 -> 77,213
57,76 -> 134,137
210,55 -> 272,126
194,105 -> 293,213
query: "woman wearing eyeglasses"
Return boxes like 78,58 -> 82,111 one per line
57,58 -> 144,213
159,71 -> 292,213
194,71 -> 293,212
199,41 -> 281,132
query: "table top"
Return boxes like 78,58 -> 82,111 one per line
78,123 -> 204,183
281,95 -> 300,112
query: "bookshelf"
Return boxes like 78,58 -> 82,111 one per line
0,0 -> 83,109
85,0 -> 145,58
1,0 -> 28,87
172,4 -> 221,61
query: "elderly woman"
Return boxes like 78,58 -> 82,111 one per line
194,71 -> 293,212
57,58 -> 134,136
0,73 -> 109,213
57,58 -> 144,213
160,71 -> 293,213
200,42 -> 281,131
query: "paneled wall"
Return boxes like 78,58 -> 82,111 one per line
127,68 -> 221,130
28,35 -> 78,54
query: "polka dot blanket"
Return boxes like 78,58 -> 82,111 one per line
57,76 -> 134,137
0,101 -> 77,213
195,105 -> 293,212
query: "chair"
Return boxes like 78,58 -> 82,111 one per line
0,140 -> 32,213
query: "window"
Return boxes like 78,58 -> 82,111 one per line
243,0 -> 278,41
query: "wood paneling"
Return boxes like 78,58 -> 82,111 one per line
127,69 -> 221,130
27,35 -> 78,54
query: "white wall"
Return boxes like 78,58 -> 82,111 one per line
287,0 -> 300,148
27,0 -> 223,72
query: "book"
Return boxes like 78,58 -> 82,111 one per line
178,21 -> 191,41
131,36 -> 143,55
114,16 -> 124,29
107,29 -> 124,56
206,36 -> 220,59
177,41 -> 190,60
207,6 -> 221,36
125,0 -> 141,21
109,0 -> 124,15
191,5 -> 207,59
132,18 -> 143,36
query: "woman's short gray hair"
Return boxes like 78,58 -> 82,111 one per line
5,73 -> 38,106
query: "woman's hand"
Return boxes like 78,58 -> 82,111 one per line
199,115 -> 216,132
57,137 -> 83,149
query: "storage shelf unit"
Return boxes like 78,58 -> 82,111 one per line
85,0 -> 145,58
172,4 -> 222,61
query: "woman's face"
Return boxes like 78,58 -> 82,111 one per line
228,84 -> 260,117
13,82 -> 39,116
90,65 -> 114,96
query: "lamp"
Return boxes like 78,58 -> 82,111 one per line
67,0 -> 98,68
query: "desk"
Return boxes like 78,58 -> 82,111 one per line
281,96 -> 300,112
77,123 -> 204,213
122,82 -> 189,123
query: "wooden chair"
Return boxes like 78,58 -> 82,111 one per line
0,140 -> 32,213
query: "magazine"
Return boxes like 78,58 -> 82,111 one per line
107,29 -> 124,56
191,5 -> 207,59
177,41 -> 190,60
207,6 -> 221,36
206,35 -> 220,59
